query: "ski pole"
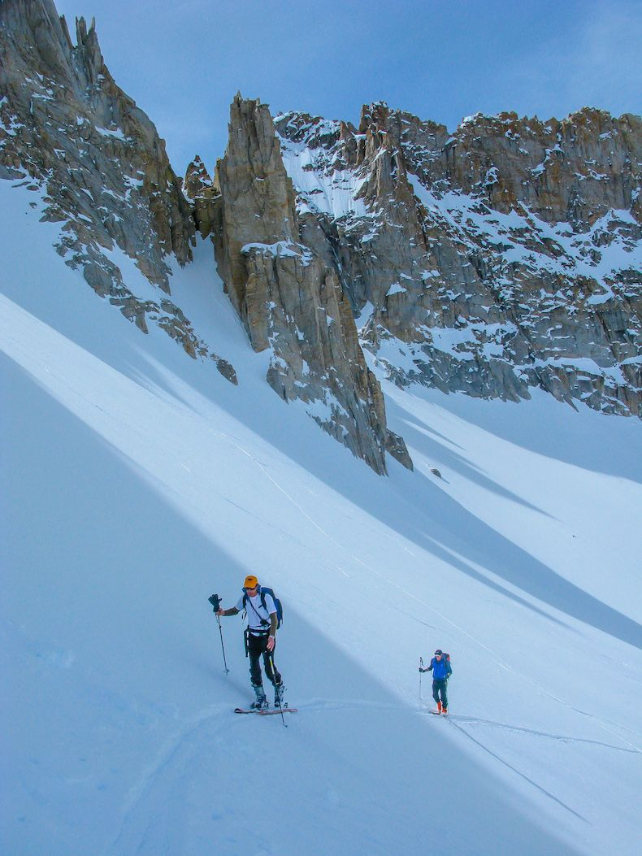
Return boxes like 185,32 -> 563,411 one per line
419,656 -> 423,704
268,654 -> 287,728
208,594 -> 229,675
217,615 -> 230,675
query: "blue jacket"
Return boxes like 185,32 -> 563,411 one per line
429,656 -> 452,680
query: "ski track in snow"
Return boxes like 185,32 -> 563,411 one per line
106,705 -> 229,855
108,696 -> 631,855
107,694 -> 637,854
444,717 -> 589,822
444,714 -> 641,754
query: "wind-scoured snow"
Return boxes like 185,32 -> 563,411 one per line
278,133 -> 369,221
2,179 -> 642,855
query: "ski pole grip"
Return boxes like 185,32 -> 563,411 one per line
208,593 -> 221,612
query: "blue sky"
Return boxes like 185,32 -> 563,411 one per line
54,0 -> 642,176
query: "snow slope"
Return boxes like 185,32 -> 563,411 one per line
2,179 -> 642,855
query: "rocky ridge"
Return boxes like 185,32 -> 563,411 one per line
274,104 -> 642,416
0,0 -> 236,382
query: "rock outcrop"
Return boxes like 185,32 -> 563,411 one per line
275,105 -> 642,417
0,0 -> 236,382
183,155 -> 218,239
208,96 -> 410,473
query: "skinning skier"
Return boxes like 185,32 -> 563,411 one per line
217,575 -> 285,710
419,649 -> 452,713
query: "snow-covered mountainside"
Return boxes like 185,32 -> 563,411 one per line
3,0 -> 641,477
3,169 -> 642,856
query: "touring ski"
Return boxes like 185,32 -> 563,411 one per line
234,707 -> 298,716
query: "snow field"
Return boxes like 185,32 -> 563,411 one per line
2,180 -> 642,855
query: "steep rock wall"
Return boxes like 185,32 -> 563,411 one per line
208,96 -> 411,473
275,105 -> 642,417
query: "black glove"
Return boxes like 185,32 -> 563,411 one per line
208,593 -> 221,612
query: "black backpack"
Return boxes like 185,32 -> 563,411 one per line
243,586 -> 283,629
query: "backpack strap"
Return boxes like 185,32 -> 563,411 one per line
245,591 -> 270,629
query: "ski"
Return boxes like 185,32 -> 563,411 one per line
234,707 -> 298,716
428,709 -> 449,716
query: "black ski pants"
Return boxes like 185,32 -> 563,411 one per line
247,631 -> 282,688
432,678 -> 448,709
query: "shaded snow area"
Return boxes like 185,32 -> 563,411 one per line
2,180 -> 642,856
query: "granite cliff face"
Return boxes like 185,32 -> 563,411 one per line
274,105 -> 642,416
207,96 -> 409,474
0,0 -> 235,381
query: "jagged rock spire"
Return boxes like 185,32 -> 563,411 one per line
212,96 -> 412,473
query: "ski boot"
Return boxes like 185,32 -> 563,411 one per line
437,701 -> 442,714
274,682 -> 286,709
442,707 -> 448,715
250,685 -> 269,711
